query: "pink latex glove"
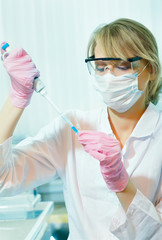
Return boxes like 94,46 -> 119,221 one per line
78,130 -> 129,192
1,42 -> 40,108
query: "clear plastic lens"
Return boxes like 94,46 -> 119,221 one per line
87,60 -> 140,76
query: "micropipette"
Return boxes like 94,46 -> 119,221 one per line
33,78 -> 79,134
1,43 -> 79,135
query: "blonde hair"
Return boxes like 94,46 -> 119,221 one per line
87,18 -> 162,105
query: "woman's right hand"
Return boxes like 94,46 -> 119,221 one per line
1,43 -> 40,108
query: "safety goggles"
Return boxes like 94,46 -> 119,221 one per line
85,56 -> 142,76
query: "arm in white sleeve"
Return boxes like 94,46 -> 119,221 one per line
0,115 -> 71,197
110,187 -> 162,240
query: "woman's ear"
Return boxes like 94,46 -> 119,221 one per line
148,64 -> 156,81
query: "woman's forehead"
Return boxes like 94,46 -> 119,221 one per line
94,44 -> 106,58
94,43 -> 135,59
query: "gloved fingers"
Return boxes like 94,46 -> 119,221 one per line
78,131 -> 100,144
10,79 -> 34,94
79,138 -> 121,157
86,149 -> 106,161
4,53 -> 34,71
2,47 -> 28,61
78,130 -> 120,147
4,55 -> 40,89
9,68 -> 40,89
99,144 -> 121,156
83,142 -> 102,152
80,140 -> 112,156
78,130 -> 110,141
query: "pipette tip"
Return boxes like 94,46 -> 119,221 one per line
2,42 -> 9,50
72,126 -> 79,135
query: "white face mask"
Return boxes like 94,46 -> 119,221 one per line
93,72 -> 143,113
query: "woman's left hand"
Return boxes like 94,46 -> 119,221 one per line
78,130 -> 129,192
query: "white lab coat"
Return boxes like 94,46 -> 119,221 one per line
0,102 -> 162,240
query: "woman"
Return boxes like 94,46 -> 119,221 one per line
0,18 -> 161,239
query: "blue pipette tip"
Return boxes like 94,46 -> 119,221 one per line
2,43 -> 9,50
72,126 -> 79,135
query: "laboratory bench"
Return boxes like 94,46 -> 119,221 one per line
0,194 -> 69,240
0,201 -> 53,240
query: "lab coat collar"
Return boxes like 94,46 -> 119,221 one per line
100,102 -> 160,138
130,102 -> 160,138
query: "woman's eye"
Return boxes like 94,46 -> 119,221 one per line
117,66 -> 130,70
96,65 -> 105,72
117,62 -> 131,70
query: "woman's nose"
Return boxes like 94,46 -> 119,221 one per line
105,65 -> 114,74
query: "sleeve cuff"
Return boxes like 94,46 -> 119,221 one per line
127,189 -> 161,222
109,189 -> 161,237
